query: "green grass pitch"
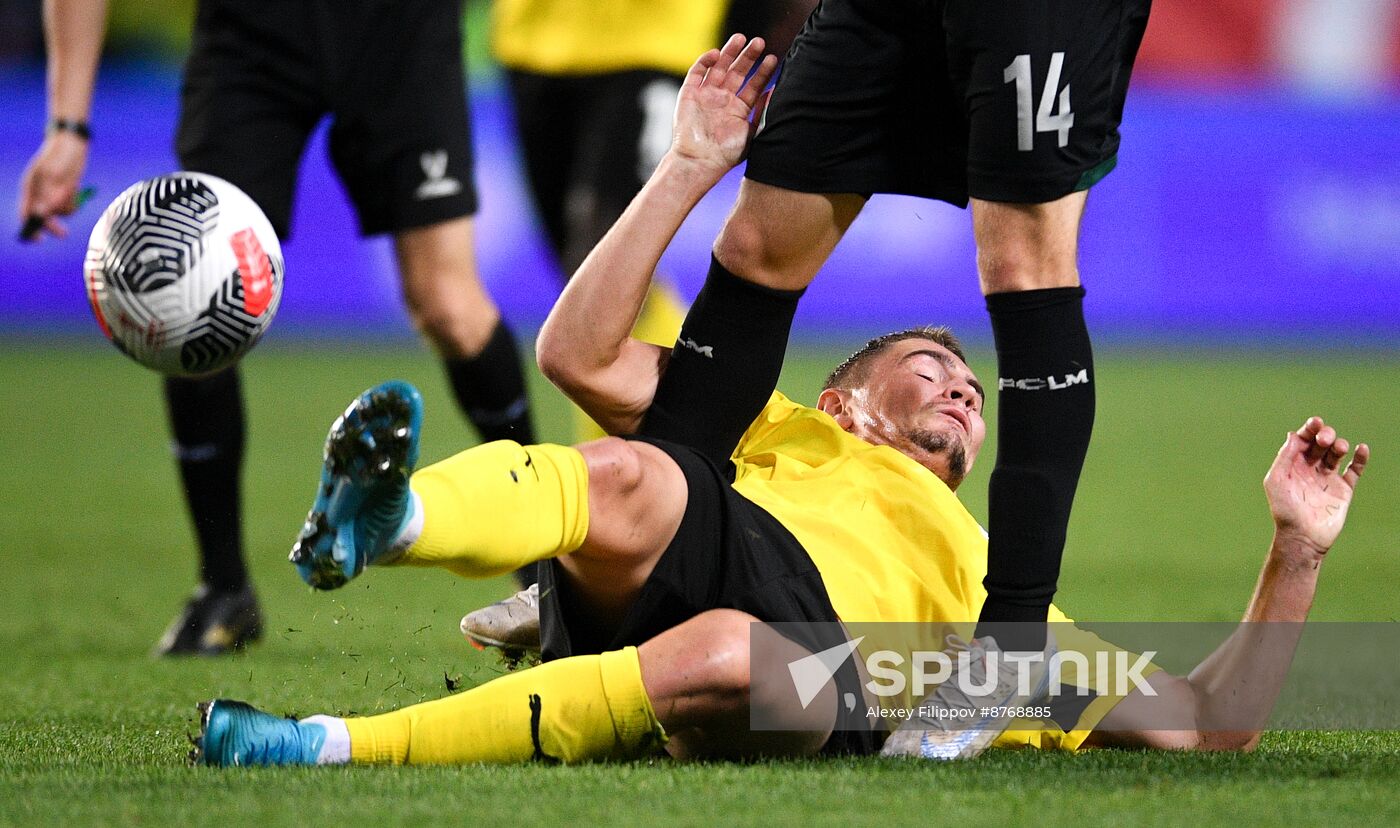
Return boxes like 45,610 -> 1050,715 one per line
1,340 -> 1398,825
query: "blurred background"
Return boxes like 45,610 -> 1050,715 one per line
0,0 -> 1396,646
1,0 -> 1397,342
1,10 -> 1398,800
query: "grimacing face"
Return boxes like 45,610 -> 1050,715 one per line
817,339 -> 986,489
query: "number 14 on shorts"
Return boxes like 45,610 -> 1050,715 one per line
1004,52 -> 1073,151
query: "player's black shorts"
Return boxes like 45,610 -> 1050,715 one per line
506,69 -> 682,273
176,0 -> 479,239
746,0 -> 1152,205
537,436 -> 882,756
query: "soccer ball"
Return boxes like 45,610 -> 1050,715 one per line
83,172 -> 284,376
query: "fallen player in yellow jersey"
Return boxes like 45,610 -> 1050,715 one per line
192,35 -> 1370,767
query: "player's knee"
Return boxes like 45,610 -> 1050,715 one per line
972,196 -> 1084,294
712,211 -> 806,292
579,437 -> 648,500
409,301 -> 498,358
713,211 -> 770,278
976,246 -> 1080,294
572,438 -> 686,569
692,609 -> 756,700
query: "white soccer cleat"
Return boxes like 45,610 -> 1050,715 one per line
880,633 -> 1055,760
460,583 -> 541,653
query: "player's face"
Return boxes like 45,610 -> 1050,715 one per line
846,340 -> 986,488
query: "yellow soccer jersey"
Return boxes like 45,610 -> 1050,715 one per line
492,0 -> 728,76
730,393 -> 1156,751
731,392 -> 994,627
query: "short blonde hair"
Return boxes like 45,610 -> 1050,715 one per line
823,326 -> 968,391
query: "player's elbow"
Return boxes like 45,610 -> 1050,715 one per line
1099,674 -> 1262,753
1108,727 -> 1260,753
1196,730 -> 1262,753
534,337 -> 568,387
535,327 -> 589,395
1183,682 -> 1265,752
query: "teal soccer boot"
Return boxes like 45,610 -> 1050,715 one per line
191,700 -> 325,767
289,380 -> 422,589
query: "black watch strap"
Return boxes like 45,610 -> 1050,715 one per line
48,118 -> 91,140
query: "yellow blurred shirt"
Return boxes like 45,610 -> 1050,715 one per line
730,393 -> 1155,751
492,0 -> 728,76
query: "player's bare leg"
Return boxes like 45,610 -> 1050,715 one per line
711,179 -> 864,292
396,216 -> 500,356
194,608 -> 835,766
554,438 -> 689,620
396,216 -> 539,587
395,216 -> 537,448
969,190 -> 1091,650
290,378 -> 689,607
971,192 -> 1086,293
633,180 -> 863,465
640,610 -> 835,760
884,191 -> 1093,760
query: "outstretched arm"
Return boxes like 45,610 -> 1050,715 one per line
536,35 -> 777,436
17,0 -> 109,241
1088,418 -> 1370,751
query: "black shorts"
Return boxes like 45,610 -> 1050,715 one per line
746,0 -> 1152,205
507,69 -> 682,273
176,0 -> 479,239
537,436 -> 882,755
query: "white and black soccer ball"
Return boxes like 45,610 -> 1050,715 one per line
83,172 -> 284,376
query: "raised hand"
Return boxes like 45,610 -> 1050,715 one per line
1264,417 -> 1369,555
17,131 -> 89,241
670,33 -> 779,181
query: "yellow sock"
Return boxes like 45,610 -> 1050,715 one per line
344,647 -> 664,764
395,441 -> 588,578
570,281 -> 687,444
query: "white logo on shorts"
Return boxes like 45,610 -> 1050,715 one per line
415,150 -> 463,201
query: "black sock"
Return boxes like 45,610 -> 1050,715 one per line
445,320 -> 537,445
640,255 -> 805,467
164,368 -> 247,593
975,287 -> 1095,652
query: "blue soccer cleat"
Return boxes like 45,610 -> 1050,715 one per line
289,380 -> 423,589
191,700 -> 325,767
